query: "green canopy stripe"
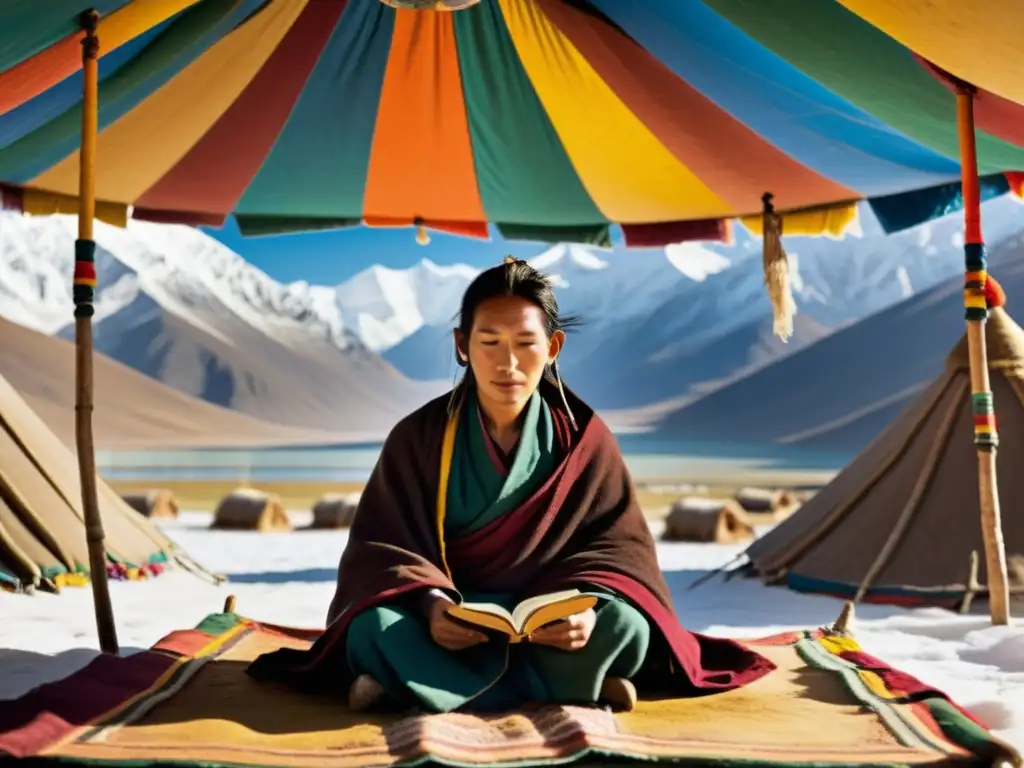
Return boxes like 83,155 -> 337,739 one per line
238,1 -> 394,218
453,1 -> 607,227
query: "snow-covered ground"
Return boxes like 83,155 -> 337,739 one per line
1,511 -> 1021,750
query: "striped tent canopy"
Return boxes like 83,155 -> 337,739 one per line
2,0 -> 1024,247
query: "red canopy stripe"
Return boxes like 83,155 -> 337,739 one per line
135,1 -> 346,217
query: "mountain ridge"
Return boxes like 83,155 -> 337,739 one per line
342,197 -> 1024,409
4,197 -> 1024,434
0,212 -> 446,435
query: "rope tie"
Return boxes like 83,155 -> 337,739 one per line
964,243 -> 988,321
80,9 -> 100,59
972,392 -> 998,450
964,256 -> 1005,450
73,238 -> 96,318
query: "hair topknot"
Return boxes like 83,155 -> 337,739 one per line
455,255 -> 580,338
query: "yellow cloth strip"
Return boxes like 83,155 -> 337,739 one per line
435,409 -> 458,581
740,202 -> 859,238
838,0 -> 1024,107
858,670 -> 899,701
497,0 -> 732,222
819,636 -> 902,700
964,294 -> 988,309
30,0 -> 307,204
54,572 -> 90,589
21,187 -> 128,228
100,0 -> 202,56
818,634 -> 863,656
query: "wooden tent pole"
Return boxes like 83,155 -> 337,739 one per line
75,9 -> 119,655
955,85 -> 1011,626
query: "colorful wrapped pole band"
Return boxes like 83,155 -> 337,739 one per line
72,238 -> 96,317
965,271 -> 1005,450
972,391 -> 999,450
963,243 -> 988,321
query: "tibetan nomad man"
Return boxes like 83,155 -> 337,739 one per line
248,258 -> 774,713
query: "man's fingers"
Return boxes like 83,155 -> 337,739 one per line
534,624 -> 582,640
437,618 -> 486,640
434,623 -> 487,649
532,621 -> 571,639
529,623 -> 590,651
438,630 -> 485,646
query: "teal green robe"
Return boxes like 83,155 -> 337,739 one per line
345,389 -> 651,713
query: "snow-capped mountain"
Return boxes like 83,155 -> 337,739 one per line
0,212 -> 444,435
331,196 -> 1024,408
4,194 -> 1023,426
328,259 -> 479,352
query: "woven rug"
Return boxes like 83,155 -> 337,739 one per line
0,612 -> 1019,768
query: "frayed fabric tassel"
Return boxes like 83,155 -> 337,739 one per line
762,193 -> 797,342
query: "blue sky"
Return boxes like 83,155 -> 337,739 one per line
202,219 -> 608,285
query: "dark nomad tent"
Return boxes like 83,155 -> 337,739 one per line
742,302 -> 1024,609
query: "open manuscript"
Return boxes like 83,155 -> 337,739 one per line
446,589 -> 598,643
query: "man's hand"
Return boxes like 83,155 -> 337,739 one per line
528,608 -> 597,651
427,597 -> 489,651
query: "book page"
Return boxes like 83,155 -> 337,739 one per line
509,590 -> 583,629
520,594 -> 598,636
516,593 -> 598,634
446,602 -> 516,636
447,591 -> 599,638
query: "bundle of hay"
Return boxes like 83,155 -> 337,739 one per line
662,497 -> 755,544
735,487 -> 797,519
210,488 -> 291,532
121,489 -> 179,519
308,492 -> 361,530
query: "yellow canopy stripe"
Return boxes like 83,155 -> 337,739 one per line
21,188 -> 128,228
839,0 -> 1024,107
497,0 -> 732,223
99,0 -> 204,56
29,0 -> 309,204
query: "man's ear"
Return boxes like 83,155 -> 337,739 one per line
548,329 -> 565,363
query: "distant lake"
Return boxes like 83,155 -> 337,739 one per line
98,434 -> 851,485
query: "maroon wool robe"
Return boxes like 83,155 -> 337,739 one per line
247,383 -> 775,696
